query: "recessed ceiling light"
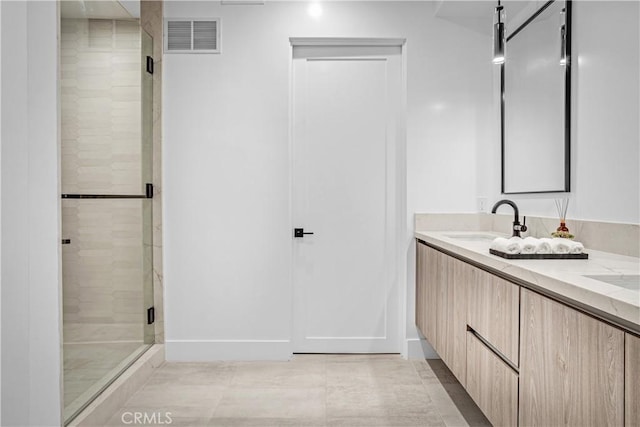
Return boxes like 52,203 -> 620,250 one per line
308,2 -> 322,19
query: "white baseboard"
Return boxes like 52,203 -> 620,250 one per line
165,339 -> 292,361
406,338 -> 439,359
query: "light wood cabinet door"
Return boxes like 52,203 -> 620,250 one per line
415,242 -> 426,339
626,333 -> 640,427
416,243 -> 467,384
437,255 -> 468,386
415,242 -> 439,348
466,331 -> 518,427
467,267 -> 520,365
520,289 -> 624,427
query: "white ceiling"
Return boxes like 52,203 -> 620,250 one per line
118,1 -> 140,18
60,0 -> 139,19
434,0 -> 532,36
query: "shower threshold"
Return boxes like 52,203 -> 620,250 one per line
64,343 -> 153,425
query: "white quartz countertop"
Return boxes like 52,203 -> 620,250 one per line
415,230 -> 640,332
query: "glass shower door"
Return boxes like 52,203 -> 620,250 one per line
60,18 -> 154,423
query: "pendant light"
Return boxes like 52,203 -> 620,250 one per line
493,1 -> 505,64
559,7 -> 568,66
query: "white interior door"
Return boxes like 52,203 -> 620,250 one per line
292,43 -> 403,353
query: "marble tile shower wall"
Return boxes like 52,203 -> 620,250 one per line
61,19 -> 142,195
61,200 -> 144,328
61,19 -> 144,341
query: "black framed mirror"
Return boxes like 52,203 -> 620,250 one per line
501,0 -> 571,194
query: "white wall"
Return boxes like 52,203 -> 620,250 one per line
0,0 -> 3,420
1,1 -> 62,425
163,1 -> 493,360
480,1 -> 640,224
570,1 -> 639,223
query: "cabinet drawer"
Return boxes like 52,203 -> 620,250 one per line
467,267 -> 519,365
466,331 -> 518,427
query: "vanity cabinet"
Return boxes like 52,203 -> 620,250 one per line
415,243 -> 467,384
415,243 -> 438,349
415,240 -> 635,427
466,331 -> 518,427
626,333 -> 640,427
436,256 -> 468,385
467,267 -> 520,365
519,289 -> 624,426
464,256 -> 519,423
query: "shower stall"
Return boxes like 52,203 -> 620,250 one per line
59,6 -> 155,423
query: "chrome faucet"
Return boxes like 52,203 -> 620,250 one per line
491,199 -> 527,238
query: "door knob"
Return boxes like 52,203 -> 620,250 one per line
294,228 -> 314,238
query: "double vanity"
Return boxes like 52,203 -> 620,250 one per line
414,0 -> 639,423
415,224 -> 639,426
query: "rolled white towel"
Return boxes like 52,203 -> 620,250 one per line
536,238 -> 553,254
520,237 -> 538,254
569,241 -> 584,254
491,237 -> 521,254
550,238 -> 572,254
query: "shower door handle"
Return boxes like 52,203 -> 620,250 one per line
294,228 -> 314,238
62,183 -> 154,199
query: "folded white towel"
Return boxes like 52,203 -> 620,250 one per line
569,241 -> 584,254
521,237 -> 538,254
550,238 -> 572,254
535,238 -> 553,254
491,237 -> 521,254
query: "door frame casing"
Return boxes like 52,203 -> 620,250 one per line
287,37 -> 408,356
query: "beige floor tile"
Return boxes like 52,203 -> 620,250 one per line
325,354 -> 402,363
437,383 -> 491,427
326,384 -> 434,418
160,417 -> 212,427
208,417 -> 327,426
212,388 -> 326,419
412,359 -> 459,385
326,360 -> 422,386
147,362 -> 235,387
416,360 -> 491,427
124,383 -> 225,409
64,341 -> 146,407
102,355 -> 489,427
423,382 -> 490,427
327,414 -> 446,426
230,361 -> 326,389
106,407 -> 213,426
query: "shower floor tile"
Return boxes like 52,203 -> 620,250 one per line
64,341 -> 145,408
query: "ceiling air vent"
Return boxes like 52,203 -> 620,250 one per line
164,18 -> 220,53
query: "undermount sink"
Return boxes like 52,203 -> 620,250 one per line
444,233 -> 497,242
584,275 -> 640,291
